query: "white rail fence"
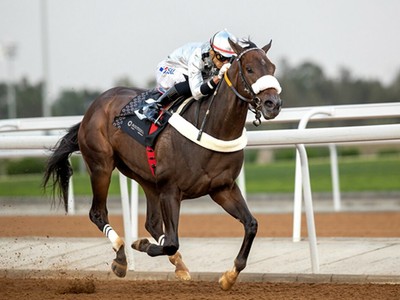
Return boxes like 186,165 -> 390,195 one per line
1,102 -> 400,273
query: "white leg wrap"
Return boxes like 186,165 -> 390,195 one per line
158,234 -> 165,246
103,224 -> 119,245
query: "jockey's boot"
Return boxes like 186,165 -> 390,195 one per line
143,82 -> 190,124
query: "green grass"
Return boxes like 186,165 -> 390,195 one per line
0,156 -> 399,197
245,156 -> 400,193
0,171 -> 123,197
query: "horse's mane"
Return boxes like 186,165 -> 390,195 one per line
239,38 -> 258,50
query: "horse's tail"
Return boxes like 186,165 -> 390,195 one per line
42,122 -> 81,213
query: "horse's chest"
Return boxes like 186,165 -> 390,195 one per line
157,134 -> 243,191
179,153 -> 243,192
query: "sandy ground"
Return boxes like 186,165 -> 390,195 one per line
1,211 -> 400,299
1,211 -> 400,238
1,277 -> 400,300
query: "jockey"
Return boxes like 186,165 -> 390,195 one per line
143,29 -> 237,123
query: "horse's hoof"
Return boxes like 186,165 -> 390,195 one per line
111,244 -> 127,277
132,238 -> 151,252
218,269 -> 238,291
111,259 -> 127,278
175,270 -> 191,281
169,252 -> 191,281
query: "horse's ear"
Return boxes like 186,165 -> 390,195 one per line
228,38 -> 243,55
262,40 -> 272,53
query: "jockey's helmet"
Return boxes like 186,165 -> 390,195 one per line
210,29 -> 237,59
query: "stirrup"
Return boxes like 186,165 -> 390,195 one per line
143,104 -> 162,125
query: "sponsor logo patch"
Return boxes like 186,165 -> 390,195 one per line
159,66 -> 175,75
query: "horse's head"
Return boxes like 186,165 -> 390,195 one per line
227,39 -> 282,124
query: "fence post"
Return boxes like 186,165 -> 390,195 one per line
293,108 -> 336,242
329,143 -> 341,211
67,177 -> 75,215
67,158 -> 75,215
296,144 -> 320,273
119,172 -> 135,270
292,152 -> 303,242
130,179 -> 139,241
237,164 -> 247,201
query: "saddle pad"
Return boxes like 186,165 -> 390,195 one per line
112,90 -> 170,147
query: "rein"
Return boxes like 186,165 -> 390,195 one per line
196,79 -> 222,141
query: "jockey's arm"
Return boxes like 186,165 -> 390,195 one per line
187,48 -> 218,100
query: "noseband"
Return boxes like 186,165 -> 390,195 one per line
224,47 -> 278,126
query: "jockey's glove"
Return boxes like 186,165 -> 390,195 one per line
217,63 -> 231,79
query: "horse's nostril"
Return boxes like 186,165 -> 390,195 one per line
265,100 -> 275,108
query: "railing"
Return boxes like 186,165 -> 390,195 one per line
1,102 -> 400,273
247,102 -> 400,244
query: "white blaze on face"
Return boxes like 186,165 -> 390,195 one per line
251,75 -> 282,94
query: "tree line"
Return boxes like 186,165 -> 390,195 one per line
1,60 -> 399,119
279,60 -> 400,107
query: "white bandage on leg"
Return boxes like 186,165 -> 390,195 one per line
103,224 -> 119,244
158,234 -> 165,246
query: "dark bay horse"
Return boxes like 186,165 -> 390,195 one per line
43,38 -> 282,290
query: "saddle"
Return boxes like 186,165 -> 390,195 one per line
112,89 -> 192,147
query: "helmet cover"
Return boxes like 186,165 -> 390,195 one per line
210,29 -> 237,57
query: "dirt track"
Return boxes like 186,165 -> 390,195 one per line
1,277 -> 400,300
1,211 -> 400,299
1,211 -> 400,238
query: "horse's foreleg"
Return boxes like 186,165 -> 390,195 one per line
132,236 -> 191,280
160,189 -> 190,280
158,189 -> 182,256
133,188 -> 181,256
132,188 -> 190,279
132,189 -> 166,256
169,251 -> 191,280
210,184 -> 258,291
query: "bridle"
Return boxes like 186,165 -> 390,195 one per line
224,47 -> 269,126
197,46 -> 278,139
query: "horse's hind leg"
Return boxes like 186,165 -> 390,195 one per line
89,171 -> 127,277
210,184 -> 258,291
82,150 -> 127,278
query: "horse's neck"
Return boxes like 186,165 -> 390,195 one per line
198,85 -> 248,140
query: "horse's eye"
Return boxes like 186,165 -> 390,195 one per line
246,67 -> 253,73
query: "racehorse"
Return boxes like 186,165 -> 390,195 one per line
42,38 -> 282,291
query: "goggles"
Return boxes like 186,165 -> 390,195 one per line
215,52 -> 230,62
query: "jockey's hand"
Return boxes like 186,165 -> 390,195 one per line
217,63 -> 231,79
